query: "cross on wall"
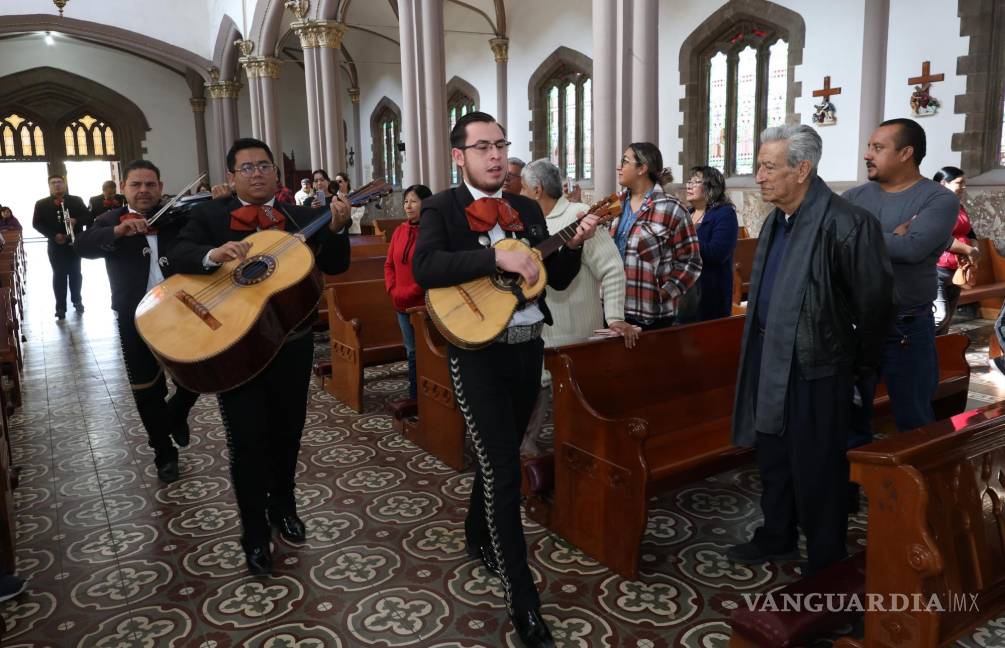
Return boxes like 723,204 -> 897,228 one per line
812,76 -> 842,99
908,60 -> 944,86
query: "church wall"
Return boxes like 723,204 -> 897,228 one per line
444,31 -> 497,136
276,64 -> 311,180
883,0 -> 969,178
0,35 -> 199,195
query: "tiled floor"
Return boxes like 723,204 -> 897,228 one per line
3,240 -> 1005,647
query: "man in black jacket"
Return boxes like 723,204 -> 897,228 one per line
32,174 -> 92,318
728,124 -> 893,575
88,180 -> 125,219
413,112 -> 598,648
75,160 -> 199,484
168,138 -> 351,577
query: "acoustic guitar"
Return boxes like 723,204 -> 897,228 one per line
134,180 -> 392,394
426,193 -> 622,349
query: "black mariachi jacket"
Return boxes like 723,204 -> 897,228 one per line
32,194 -> 92,245
89,194 -> 126,220
412,184 -> 583,327
74,206 -> 186,314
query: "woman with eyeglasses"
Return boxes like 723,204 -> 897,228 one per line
333,171 -> 366,234
684,165 -> 738,321
613,143 -> 702,330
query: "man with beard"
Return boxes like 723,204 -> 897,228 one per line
413,112 -> 599,648
75,160 -> 199,484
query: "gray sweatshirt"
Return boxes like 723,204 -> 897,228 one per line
843,179 -> 958,309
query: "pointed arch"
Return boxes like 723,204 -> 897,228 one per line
678,0 -> 805,174
213,15 -> 244,81
528,47 -> 593,180
370,97 -> 402,186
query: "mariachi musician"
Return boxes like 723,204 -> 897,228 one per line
75,160 -> 200,484
89,180 -> 126,219
167,137 -> 351,577
33,174 -> 91,319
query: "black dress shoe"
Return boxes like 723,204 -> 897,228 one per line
727,541 -> 798,564
155,460 -> 179,484
243,542 -> 272,576
467,543 -> 502,578
270,512 -> 307,543
55,310 -> 65,320
170,420 -> 191,448
73,302 -> 84,313
511,608 -> 555,648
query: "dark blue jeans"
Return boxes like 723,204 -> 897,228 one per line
849,309 -> 938,447
396,311 -> 417,400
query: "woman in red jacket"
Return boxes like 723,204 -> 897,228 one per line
385,184 -> 432,401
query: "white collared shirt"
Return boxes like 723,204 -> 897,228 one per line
464,182 -> 544,327
127,207 -> 165,291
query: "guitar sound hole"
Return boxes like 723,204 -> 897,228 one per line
233,255 -> 277,286
490,271 -> 522,291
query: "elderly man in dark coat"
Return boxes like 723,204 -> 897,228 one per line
728,124 -> 893,575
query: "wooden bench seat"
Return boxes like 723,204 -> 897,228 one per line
324,280 -> 405,412
529,318 -> 972,580
350,234 -> 389,259
734,237 -> 758,300
958,238 -> 1005,319
316,255 -> 387,327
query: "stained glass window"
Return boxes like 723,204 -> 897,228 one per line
707,52 -> 728,172
547,86 -> 560,166
565,84 -> 577,180
370,102 -> 402,186
767,40 -> 788,127
104,127 -> 115,155
0,113 -> 46,159
64,127 -> 75,156
64,114 -> 116,159
701,25 -> 790,176
734,46 -> 758,175
999,88 -> 1005,166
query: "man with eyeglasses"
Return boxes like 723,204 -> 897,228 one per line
503,156 -> 525,194
413,111 -> 599,648
169,137 -> 352,577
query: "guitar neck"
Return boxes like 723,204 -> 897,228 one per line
299,180 -> 393,239
535,220 -> 584,258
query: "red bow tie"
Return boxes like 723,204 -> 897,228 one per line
104,198 -> 119,208
230,204 -> 286,232
465,197 -> 524,233
120,212 -> 155,234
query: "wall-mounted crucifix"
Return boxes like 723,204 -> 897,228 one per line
908,60 -> 944,117
811,76 -> 841,126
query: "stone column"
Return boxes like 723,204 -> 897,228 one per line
189,97 -> 210,182
616,2 -> 633,151
244,57 -> 283,158
235,39 -> 262,139
291,19 -> 325,170
350,87 -> 364,186
630,0 -> 658,144
398,0 -> 422,186
420,0 -> 448,191
489,37 -> 509,128
317,22 -> 348,174
592,0 -> 618,196
206,79 -> 243,178
413,4 -> 428,182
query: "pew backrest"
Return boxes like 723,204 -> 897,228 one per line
326,279 -> 401,348
325,255 -> 386,285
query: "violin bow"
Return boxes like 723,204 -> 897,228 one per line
146,173 -> 208,227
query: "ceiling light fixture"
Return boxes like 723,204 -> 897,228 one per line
44,32 -> 55,45
53,0 -> 69,16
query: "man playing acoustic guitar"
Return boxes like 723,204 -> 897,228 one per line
168,138 -> 351,576
413,112 -> 599,648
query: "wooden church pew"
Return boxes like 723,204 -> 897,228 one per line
324,280 -> 405,413
734,237 -> 758,301
530,318 -> 971,580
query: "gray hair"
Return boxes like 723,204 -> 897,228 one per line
759,124 -> 822,172
521,159 -> 564,199
507,157 -> 526,169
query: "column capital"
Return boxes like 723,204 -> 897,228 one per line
242,57 -> 282,79
189,97 -> 207,113
489,37 -> 509,63
349,87 -> 360,103
234,38 -> 255,58
205,80 -> 243,100
290,19 -> 345,50
284,0 -> 310,20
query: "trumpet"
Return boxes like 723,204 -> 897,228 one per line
55,199 -> 74,244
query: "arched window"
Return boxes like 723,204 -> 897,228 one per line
678,1 -> 804,178
1,113 -> 46,159
702,25 -> 788,176
64,114 -> 117,159
370,98 -> 402,187
529,47 -> 593,183
448,91 -> 477,185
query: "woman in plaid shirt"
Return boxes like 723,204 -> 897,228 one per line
612,143 -> 702,329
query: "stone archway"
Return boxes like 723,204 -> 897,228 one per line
0,67 -> 149,176
527,46 -> 593,162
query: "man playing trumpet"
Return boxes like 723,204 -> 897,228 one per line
33,174 -> 91,319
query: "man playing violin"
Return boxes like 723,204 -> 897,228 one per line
168,138 -> 351,577
75,160 -> 199,484
412,111 -> 598,648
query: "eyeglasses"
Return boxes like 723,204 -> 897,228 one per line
686,179 -> 704,187
619,157 -> 640,167
457,140 -> 511,152
233,162 -> 277,176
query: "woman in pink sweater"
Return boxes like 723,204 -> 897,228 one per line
384,184 -> 432,401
